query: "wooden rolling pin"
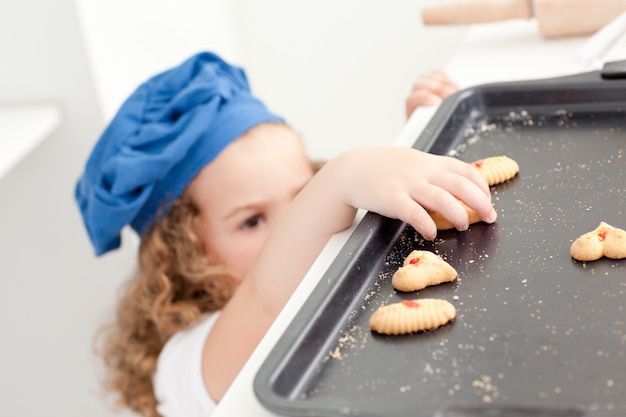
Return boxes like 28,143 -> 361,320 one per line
421,0 -> 626,38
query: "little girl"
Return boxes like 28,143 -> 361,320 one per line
75,52 -> 495,417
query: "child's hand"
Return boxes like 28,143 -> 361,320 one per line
406,70 -> 459,118
211,147 -> 496,392
326,147 -> 497,240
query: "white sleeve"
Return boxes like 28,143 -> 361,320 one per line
153,313 -> 220,417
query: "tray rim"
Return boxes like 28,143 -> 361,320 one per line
253,68 -> 626,417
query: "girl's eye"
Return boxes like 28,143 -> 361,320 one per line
240,214 -> 265,230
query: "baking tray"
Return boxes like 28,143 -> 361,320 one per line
254,64 -> 626,417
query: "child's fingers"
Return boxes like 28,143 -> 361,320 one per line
410,75 -> 442,93
406,91 -> 442,116
427,69 -> 460,89
406,71 -> 460,117
412,70 -> 459,96
442,156 -> 491,197
409,182 -> 475,232
444,173 -> 497,223
430,171 -> 497,225
429,69 -> 460,90
410,78 -> 448,99
392,194 -> 438,240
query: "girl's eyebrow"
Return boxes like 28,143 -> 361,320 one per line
222,182 -> 308,221
222,202 -> 263,221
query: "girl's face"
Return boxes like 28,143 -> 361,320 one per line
187,123 -> 314,280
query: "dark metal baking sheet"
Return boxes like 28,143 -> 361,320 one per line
254,68 -> 626,417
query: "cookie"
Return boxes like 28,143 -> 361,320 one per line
427,155 -> 518,231
428,201 -> 482,231
392,250 -> 458,292
369,298 -> 456,335
570,222 -> 626,261
472,155 -> 519,186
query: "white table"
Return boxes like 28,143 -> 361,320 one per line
213,19 -> 626,417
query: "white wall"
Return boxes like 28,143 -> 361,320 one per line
0,2 -> 136,417
75,0 -> 245,125
231,0 -> 467,159
1,1 -> 465,416
76,0 -> 467,159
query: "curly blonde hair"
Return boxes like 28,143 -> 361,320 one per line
96,158 -> 324,417
95,191 -> 238,417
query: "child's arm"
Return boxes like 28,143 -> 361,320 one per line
203,147 -> 496,400
406,69 -> 459,118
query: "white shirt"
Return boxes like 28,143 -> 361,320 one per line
153,313 -> 220,417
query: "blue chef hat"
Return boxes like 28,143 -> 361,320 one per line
75,51 -> 284,256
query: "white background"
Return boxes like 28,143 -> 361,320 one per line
0,1 -> 466,416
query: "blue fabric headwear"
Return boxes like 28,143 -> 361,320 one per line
75,52 -> 284,256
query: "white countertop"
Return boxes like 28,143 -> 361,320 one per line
213,19 -> 626,417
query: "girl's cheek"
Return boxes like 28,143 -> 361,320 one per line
223,235 -> 263,279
